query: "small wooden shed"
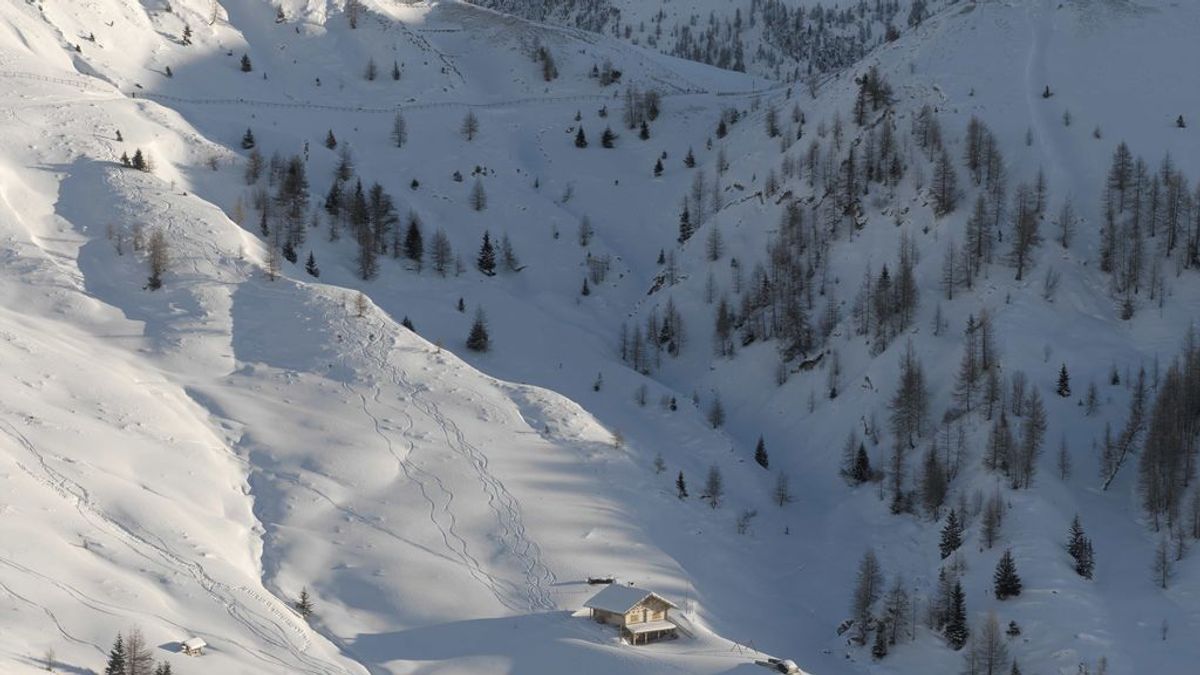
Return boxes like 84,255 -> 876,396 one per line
583,584 -> 679,645
181,637 -> 207,656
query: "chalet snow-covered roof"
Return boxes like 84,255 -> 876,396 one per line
583,585 -> 677,614
182,637 -> 207,650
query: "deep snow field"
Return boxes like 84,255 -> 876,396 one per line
1,1 -> 1199,674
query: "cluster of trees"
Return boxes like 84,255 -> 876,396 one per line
852,66 -> 894,127
105,216 -> 169,291
669,0 -> 901,79
621,86 -> 661,131
243,133 -> 494,285
672,465 -> 725,508
466,0 -> 933,82
119,149 -> 153,172
1067,515 -> 1096,579
950,311 -> 1001,418
103,629 -> 171,675
618,297 -> 685,374
974,366 -> 1049,490
848,549 -> 918,660
855,512 -> 1103,667
851,232 -> 919,355
361,58 -> 402,82
1137,332 -> 1200,535
1098,142 -> 1199,319
940,114 -> 1052,297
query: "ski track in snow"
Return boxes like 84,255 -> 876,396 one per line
0,575 -> 107,657
1025,0 -> 1091,215
0,418 -> 350,675
354,318 -> 558,613
350,372 -> 525,612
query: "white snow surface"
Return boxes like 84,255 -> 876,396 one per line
0,1 -> 1197,674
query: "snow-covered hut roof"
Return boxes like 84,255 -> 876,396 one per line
583,585 -> 678,614
182,637 -> 207,650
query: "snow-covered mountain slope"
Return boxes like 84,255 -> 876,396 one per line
1,0 -> 1199,674
0,1 -> 795,674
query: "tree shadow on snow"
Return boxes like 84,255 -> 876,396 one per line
14,654 -> 96,674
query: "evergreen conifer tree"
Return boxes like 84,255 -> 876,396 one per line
940,509 -> 963,559
305,251 -> 319,277
466,309 -> 490,352
754,436 -> 769,469
1067,515 -> 1095,579
852,442 -> 872,484
476,231 -> 496,276
944,581 -> 969,650
677,204 -> 693,243
676,471 -> 688,499
104,634 -> 126,675
241,128 -> 256,149
575,127 -> 588,148
240,54 -> 252,72
404,216 -> 424,266
993,549 -> 1023,599
1056,364 -> 1071,397
325,130 -> 337,150
654,158 -> 663,176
